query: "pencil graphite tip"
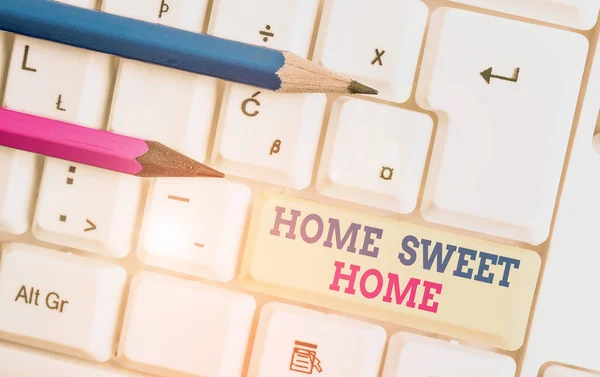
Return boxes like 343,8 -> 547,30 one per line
348,80 -> 379,95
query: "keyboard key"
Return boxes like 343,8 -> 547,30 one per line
0,341 -> 156,377
103,0 -> 217,163
138,179 -> 251,282
1,0 -> 113,237
382,332 -> 516,377
117,271 -> 256,377
416,8 -> 587,245
545,366 -> 600,377
317,97 -> 432,213
0,33 -> 37,236
33,160 -> 142,258
212,85 -> 326,189
3,35 -> 112,127
0,146 -> 37,236
60,0 -> 98,8
449,0 -> 600,30
314,0 -> 428,103
102,0 -> 210,31
248,302 -> 385,377
518,33 -> 600,377
240,194 -> 540,350
208,0 -> 320,58
0,31 -> 9,81
0,243 -> 127,362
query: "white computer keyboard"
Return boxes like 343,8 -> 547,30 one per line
0,0 -> 599,376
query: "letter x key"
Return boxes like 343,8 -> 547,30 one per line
371,49 -> 385,66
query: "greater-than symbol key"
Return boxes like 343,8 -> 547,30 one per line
84,219 -> 96,232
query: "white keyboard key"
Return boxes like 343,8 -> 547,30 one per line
0,1 -> 112,236
212,84 -> 326,189
0,147 -> 37,235
416,8 -> 587,245
382,332 -> 515,377
33,160 -> 142,258
449,0 -> 600,30
3,35 -> 112,128
314,0 -> 428,103
0,341 -> 155,377
545,366 -> 600,377
102,0 -> 210,32
0,243 -> 127,362
208,0 -> 320,58
138,179 -> 251,282
317,97 -> 432,213
103,0 -> 217,163
248,302 -> 385,377
518,32 -> 600,377
117,272 -> 256,377
2,1 -> 132,253
0,31 -> 9,82
0,33 -> 38,236
106,62 -> 217,163
60,0 -> 98,8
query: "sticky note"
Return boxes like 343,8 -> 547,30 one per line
240,194 -> 541,350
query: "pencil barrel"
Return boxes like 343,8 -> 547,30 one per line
0,0 -> 285,90
0,108 -> 148,175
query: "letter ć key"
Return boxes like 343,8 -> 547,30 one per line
240,194 -> 541,350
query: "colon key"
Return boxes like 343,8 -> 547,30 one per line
14,285 -> 69,313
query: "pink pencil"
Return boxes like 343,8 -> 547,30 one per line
0,108 -> 224,178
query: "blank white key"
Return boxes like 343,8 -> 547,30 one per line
317,97 -> 432,213
518,32 -> 600,377
138,179 -> 251,282
59,0 -> 98,8
102,0 -> 210,31
449,0 -> 600,30
118,271 -> 256,377
0,243 -> 127,362
208,0 -> 320,58
382,332 -> 515,377
212,85 -> 326,189
417,8 -> 587,245
545,366 -> 600,377
0,147 -> 37,235
0,341 -> 155,377
314,0 -> 428,103
0,31 -> 9,81
103,0 -> 217,163
248,302 -> 385,377
33,160 -> 142,258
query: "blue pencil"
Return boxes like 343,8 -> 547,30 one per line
0,0 -> 377,95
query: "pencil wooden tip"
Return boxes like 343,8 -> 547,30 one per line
137,141 -> 225,178
195,165 -> 225,178
348,80 -> 379,95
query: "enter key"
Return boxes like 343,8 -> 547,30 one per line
240,194 -> 541,351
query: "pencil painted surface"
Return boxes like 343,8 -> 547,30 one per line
0,0 -> 285,90
0,108 -> 148,175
